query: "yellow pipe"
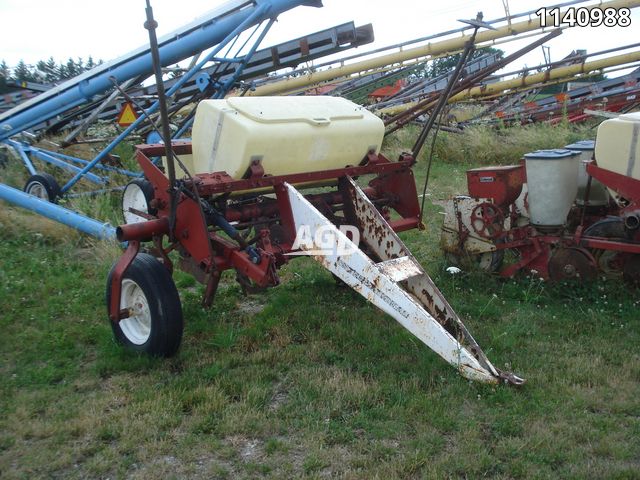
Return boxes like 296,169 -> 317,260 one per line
377,50 -> 640,115
272,29 -> 560,98
451,50 -> 640,101
458,65 -> 638,102
246,0 -> 640,97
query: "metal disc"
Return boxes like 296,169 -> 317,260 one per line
548,247 -> 597,282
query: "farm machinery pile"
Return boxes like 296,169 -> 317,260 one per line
109,95 -> 524,385
441,112 -> 640,283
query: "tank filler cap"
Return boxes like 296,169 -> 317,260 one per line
564,140 -> 595,151
524,149 -> 580,160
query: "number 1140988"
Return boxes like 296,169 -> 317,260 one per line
536,7 -> 631,27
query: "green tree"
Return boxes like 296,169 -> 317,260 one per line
35,60 -> 48,83
13,60 -> 32,82
0,60 -> 9,93
423,47 -> 504,79
0,60 -> 9,80
65,57 -> 78,78
44,57 -> 58,83
58,61 -> 70,80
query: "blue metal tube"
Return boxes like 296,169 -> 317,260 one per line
0,0 -> 322,141
173,17 -> 276,139
47,150 -> 141,178
65,186 -> 126,199
6,140 -> 37,175
30,148 -> 106,185
60,3 -> 272,194
0,183 -> 117,240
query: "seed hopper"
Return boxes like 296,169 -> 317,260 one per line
441,112 -> 640,283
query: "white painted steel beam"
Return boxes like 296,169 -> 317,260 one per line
284,179 -> 524,384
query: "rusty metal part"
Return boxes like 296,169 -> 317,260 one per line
203,270 -> 222,307
548,247 -> 597,282
470,202 -> 504,240
441,196 -> 497,257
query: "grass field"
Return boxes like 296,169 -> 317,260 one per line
1,123 -> 639,479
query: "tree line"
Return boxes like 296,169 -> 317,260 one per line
0,57 -> 103,93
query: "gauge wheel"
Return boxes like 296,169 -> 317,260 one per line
446,249 -> 504,273
477,250 -> 505,273
122,178 -> 156,224
24,173 -> 60,202
106,253 -> 183,357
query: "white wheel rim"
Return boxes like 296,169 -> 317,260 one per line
27,181 -> 49,200
119,279 -> 152,345
477,252 -> 493,271
122,183 -> 149,224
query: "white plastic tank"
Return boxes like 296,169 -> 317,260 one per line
190,96 -> 385,179
565,140 -> 609,206
162,154 -> 194,179
594,112 -> 640,202
524,149 -> 580,227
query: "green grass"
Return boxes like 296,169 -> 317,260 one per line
1,123 -> 639,478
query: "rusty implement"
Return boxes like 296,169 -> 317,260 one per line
285,178 -> 524,385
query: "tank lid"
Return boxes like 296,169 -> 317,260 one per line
564,140 -> 595,151
226,96 -> 364,125
524,149 -> 579,160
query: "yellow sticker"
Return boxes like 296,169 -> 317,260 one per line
116,103 -> 138,127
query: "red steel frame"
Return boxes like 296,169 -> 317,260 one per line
109,142 -> 421,322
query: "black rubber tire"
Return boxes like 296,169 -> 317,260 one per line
24,173 -> 60,202
121,178 -> 157,224
106,253 -> 183,357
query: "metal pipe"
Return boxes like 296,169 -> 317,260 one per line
257,0 -> 593,83
29,148 -> 105,185
5,140 -> 36,175
116,217 -> 170,241
46,150 -> 141,177
450,50 -> 640,101
378,50 -> 640,116
384,30 -> 562,130
625,214 -> 640,231
174,17 -> 277,138
145,0 -> 177,199
247,0 -> 640,97
0,183 -> 117,240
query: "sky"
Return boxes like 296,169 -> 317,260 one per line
0,0 -> 638,79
